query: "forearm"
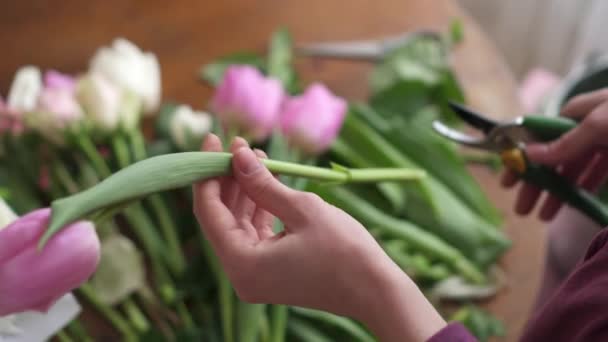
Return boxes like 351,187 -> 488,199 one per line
357,260 -> 446,342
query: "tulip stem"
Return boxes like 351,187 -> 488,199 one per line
51,160 -> 79,194
75,134 -> 112,178
199,235 -> 234,342
78,284 -> 138,341
262,159 -> 426,183
56,331 -> 73,342
122,298 -> 150,333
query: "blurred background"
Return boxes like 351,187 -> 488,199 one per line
1,1 -> 606,341
460,0 -> 608,78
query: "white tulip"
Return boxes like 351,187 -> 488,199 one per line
169,105 -> 212,150
0,197 -> 17,230
77,72 -> 143,133
77,72 -> 122,131
90,38 -> 161,114
7,66 -> 42,112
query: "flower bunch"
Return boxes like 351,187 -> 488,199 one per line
211,65 -> 347,155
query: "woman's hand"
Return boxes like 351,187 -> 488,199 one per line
193,134 -> 446,342
503,88 -> 608,220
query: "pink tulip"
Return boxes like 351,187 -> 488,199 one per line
280,83 -> 347,155
44,70 -> 77,92
211,65 -> 284,141
38,71 -> 83,124
0,208 -> 100,315
26,72 -> 84,144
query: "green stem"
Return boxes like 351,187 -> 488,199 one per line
75,133 -> 112,178
122,298 -> 150,333
199,234 -> 234,342
67,319 -> 93,342
56,330 -> 74,342
269,305 -> 289,342
51,160 -> 79,194
148,195 -> 187,274
79,284 -> 138,341
263,159 -> 425,183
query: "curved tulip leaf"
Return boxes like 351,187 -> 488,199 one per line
40,152 -> 424,248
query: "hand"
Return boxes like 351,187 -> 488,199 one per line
193,134 -> 446,342
503,88 -> 608,220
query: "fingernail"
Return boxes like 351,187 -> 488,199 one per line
234,147 -> 261,175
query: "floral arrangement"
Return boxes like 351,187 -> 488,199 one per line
0,28 -> 507,341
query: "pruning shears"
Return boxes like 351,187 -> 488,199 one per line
433,102 -> 608,227
296,30 -> 441,62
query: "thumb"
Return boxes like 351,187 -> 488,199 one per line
526,126 -> 594,166
232,147 -> 306,223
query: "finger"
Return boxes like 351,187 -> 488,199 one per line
231,139 -> 257,220
539,152 -> 595,221
561,88 -> 608,119
515,183 -> 543,215
579,152 -> 608,192
250,148 -> 275,240
193,134 -> 239,248
531,100 -> 608,165
232,147 -> 310,225
502,170 -> 519,188
526,126 -> 595,166
221,138 -> 250,209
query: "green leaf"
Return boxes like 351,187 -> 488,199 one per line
288,317 -> 333,342
266,28 -> 300,93
200,52 -> 266,86
370,34 -> 448,93
450,305 -> 505,342
291,308 -> 375,342
370,80 -> 433,118
449,19 -> 464,45
352,103 -> 503,226
336,113 -> 509,267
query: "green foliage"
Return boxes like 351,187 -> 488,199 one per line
450,305 -> 505,342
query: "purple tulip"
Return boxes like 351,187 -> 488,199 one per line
280,83 -> 347,155
211,65 -> 284,141
0,208 -> 100,316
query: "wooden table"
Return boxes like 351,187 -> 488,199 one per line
0,1 -> 544,340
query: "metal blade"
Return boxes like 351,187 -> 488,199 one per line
296,40 -> 385,62
448,101 -> 499,134
432,120 -> 501,152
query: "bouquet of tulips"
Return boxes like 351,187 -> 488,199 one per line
0,26 -> 508,341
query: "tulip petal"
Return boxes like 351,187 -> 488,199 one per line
0,209 -> 100,316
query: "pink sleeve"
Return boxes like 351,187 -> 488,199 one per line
427,322 -> 477,342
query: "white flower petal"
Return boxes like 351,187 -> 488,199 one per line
0,197 -> 18,231
7,66 -> 42,112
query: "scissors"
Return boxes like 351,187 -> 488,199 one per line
433,102 -> 608,227
296,30 -> 442,62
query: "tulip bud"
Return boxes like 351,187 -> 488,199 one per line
7,66 -> 42,113
0,208 -> 100,316
280,83 -> 347,155
211,65 -> 284,141
169,105 -> 212,150
0,197 -> 17,230
90,38 -> 161,114
77,72 -> 143,133
25,71 -> 84,144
